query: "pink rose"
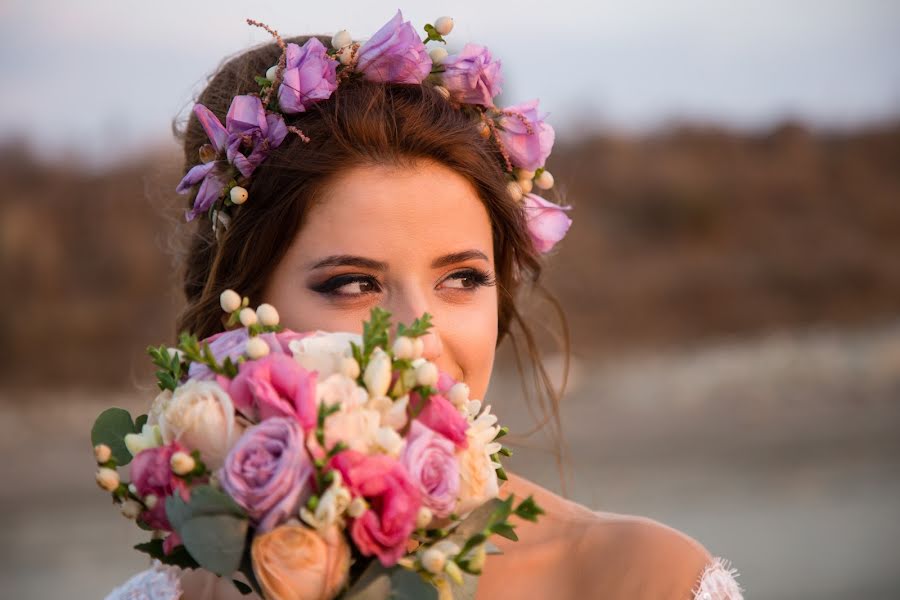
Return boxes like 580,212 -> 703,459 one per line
129,443 -> 190,531
356,10 -> 431,84
522,193 -> 572,253
400,421 -> 460,518
329,450 -> 421,566
278,38 -> 339,114
496,98 -> 555,171
411,392 -> 468,449
226,353 -> 318,431
440,43 -> 503,107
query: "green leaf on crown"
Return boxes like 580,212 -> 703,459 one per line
134,538 -> 200,570
91,407 -> 137,465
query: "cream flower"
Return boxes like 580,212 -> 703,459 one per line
158,379 -> 242,470
455,404 -> 502,515
289,331 -> 362,379
316,373 -> 368,411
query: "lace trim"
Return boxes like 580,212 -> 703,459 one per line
104,561 -> 183,600
692,557 -> 744,600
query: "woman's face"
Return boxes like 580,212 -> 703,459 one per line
263,159 -> 499,401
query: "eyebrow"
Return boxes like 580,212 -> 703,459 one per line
307,250 -> 489,271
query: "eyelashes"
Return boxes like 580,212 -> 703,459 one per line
309,268 -> 496,299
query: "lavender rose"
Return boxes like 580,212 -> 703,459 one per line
187,329 -> 294,381
219,417 -> 314,533
278,38 -> 339,114
356,9 -> 431,84
496,98 -> 555,172
400,420 -> 460,518
440,43 -> 503,107
522,193 -> 572,253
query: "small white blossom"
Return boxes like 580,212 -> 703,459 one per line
124,424 -> 163,456
363,348 -> 392,398
230,186 -> 249,205
255,303 -> 280,326
239,307 -> 258,327
96,467 -> 120,492
245,336 -> 270,359
170,451 -> 195,476
434,16 -> 454,36
301,473 -> 352,530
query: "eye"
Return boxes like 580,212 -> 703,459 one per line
439,268 -> 496,290
311,274 -> 382,297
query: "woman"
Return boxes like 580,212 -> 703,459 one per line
114,11 -> 743,600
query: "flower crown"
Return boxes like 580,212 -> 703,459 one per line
176,10 -> 572,253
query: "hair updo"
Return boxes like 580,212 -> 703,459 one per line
173,35 -> 569,449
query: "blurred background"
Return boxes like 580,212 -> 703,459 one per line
1,1 -> 899,598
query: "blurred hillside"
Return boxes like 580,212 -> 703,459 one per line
2,121 -> 899,389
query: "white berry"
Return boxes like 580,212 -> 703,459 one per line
220,289 -> 242,313
230,186 -> 248,205
265,65 -> 278,81
392,336 -> 415,360
535,170 -> 555,190
415,361 -> 439,388
331,29 -> 352,50
239,307 -> 258,327
421,547 -> 446,574
256,303 -> 280,327
434,16 -> 454,36
448,382 -> 470,407
96,467 -> 120,492
429,47 -> 449,64
246,336 -> 270,359
507,180 -> 524,202
170,451 -> 195,476
518,177 -> 533,194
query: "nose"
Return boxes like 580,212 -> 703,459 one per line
418,330 -> 443,361
387,286 -> 443,362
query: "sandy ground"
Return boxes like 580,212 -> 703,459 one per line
2,321 -> 899,599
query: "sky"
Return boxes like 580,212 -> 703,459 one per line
1,0 -> 898,166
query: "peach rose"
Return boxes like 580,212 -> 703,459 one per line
252,524 -> 350,600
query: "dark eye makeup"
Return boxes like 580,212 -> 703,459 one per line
309,268 -> 496,298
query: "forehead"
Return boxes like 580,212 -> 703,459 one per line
295,160 -> 495,264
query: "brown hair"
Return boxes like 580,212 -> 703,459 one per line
173,36 -> 570,470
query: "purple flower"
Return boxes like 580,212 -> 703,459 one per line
278,38 -> 339,114
522,193 -> 572,253
356,10 -> 431,84
440,43 -> 503,107
177,95 -> 288,221
188,329 -> 292,381
219,416 -> 314,533
400,420 -> 460,518
496,99 -> 555,171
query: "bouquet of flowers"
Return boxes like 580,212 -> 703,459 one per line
91,290 -> 542,599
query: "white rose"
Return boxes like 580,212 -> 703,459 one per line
158,380 -> 242,470
317,373 -> 368,411
289,332 -> 362,378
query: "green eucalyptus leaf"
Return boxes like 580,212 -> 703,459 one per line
340,561 -> 392,600
134,539 -> 200,570
91,407 -> 136,465
134,414 -> 148,431
389,568 -> 438,600
180,513 -> 248,576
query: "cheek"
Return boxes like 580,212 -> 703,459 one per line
441,289 -> 498,401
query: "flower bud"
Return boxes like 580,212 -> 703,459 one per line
434,85 -> 451,100
412,337 -> 425,359
347,496 -> 367,518
416,506 -> 433,529
94,444 -> 112,464
239,307 -> 258,327
421,547 -> 446,574
363,348 -> 392,398
220,289 -> 242,313
434,16 -> 454,36
518,177 -> 533,194
144,494 -> 159,509
340,356 -> 360,379
331,29 -> 352,50
256,303 -> 280,326
246,336 -> 270,359
392,336 -> 415,360
448,382 -> 470,407
468,544 -> 487,571
535,170 -> 555,190
170,451 -> 196,476
415,361 -> 439,388
444,560 -> 464,585
96,467 -> 120,492
507,180 -> 524,202
429,47 -> 449,64
121,499 -> 142,520
230,185 -> 249,205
